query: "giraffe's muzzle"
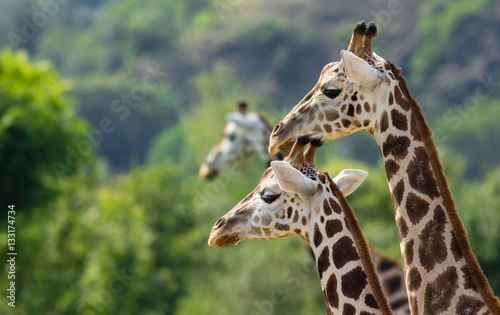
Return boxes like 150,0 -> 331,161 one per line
208,216 -> 241,247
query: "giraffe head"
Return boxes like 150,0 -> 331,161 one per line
200,103 -> 282,180
269,21 -> 396,154
208,137 -> 368,247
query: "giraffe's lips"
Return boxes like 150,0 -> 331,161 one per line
199,164 -> 219,180
208,233 -> 240,247
269,138 -> 295,155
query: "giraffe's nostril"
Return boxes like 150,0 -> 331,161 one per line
215,218 -> 226,229
272,122 -> 282,135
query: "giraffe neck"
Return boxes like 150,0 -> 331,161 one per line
308,176 -> 392,314
372,69 -> 500,314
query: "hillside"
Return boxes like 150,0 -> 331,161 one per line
1,0 -> 498,174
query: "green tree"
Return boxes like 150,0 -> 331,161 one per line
0,49 -> 92,210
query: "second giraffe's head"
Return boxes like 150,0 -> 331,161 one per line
208,137 -> 368,247
269,21 -> 406,154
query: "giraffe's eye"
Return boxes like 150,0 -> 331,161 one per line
323,88 -> 341,99
261,194 -> 280,204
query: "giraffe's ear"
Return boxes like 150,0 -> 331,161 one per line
271,161 -> 316,198
340,50 -> 381,87
333,169 -> 368,197
372,51 -> 386,62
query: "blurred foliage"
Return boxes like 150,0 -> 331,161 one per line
434,98 -> 500,178
411,0 -> 491,85
0,49 -> 93,210
0,1 -> 499,314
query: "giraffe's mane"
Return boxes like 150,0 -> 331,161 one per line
326,175 -> 393,314
258,112 -> 273,132
390,63 -> 500,312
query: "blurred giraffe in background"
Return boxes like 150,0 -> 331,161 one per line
199,101 -> 285,180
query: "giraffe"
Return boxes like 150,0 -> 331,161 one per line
209,137 -> 394,314
199,101 -> 284,180
201,103 -> 410,312
268,21 -> 500,314
201,105 -> 411,312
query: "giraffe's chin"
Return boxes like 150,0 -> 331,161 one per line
208,233 -> 240,247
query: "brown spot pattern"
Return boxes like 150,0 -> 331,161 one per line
406,192 -> 430,225
384,275 -> 402,294
397,217 -> 409,240
391,180 -> 405,208
388,91 -> 394,105
380,111 -> 389,133
384,159 -> 400,181
293,211 -> 299,223
404,239 -> 414,265
313,223 -> 323,247
410,115 -> 422,141
325,219 -> 343,238
408,267 -> 422,291
391,109 -> 408,131
347,104 -> 355,117
325,109 -> 340,121
407,147 -> 440,199
317,246 -> 330,279
342,119 -> 351,128
382,134 -> 411,159
394,85 -> 410,111
275,223 -> 290,231
332,236 -> 360,269
287,207 -> 293,218
364,293 -> 379,309
364,102 -> 370,112
318,112 -> 324,121
261,214 -> 272,226
377,258 -> 396,272
341,266 -> 368,300
323,199 -> 333,215
342,303 -> 355,315
356,104 -> 362,115
455,295 -> 483,314
419,206 -> 448,272
461,266 -> 477,290
424,266 -> 458,314
450,231 -> 463,262
325,274 -> 339,309
329,198 -> 342,214
324,124 -> 333,133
